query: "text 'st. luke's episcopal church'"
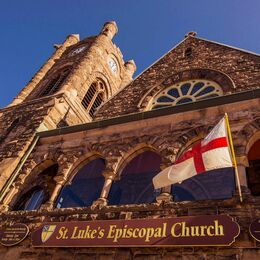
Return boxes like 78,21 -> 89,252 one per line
0,22 -> 259,259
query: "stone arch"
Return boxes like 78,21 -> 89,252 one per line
9,159 -> 59,209
138,68 -> 235,111
235,118 -> 260,156
81,76 -> 110,118
63,151 -> 105,184
92,72 -> 112,97
30,64 -> 73,99
108,145 -> 162,205
55,152 -> 106,208
80,72 -> 112,102
172,125 -> 208,160
50,62 -> 74,75
115,143 -> 160,179
240,119 -> 260,196
246,126 -> 260,156
6,148 -> 64,207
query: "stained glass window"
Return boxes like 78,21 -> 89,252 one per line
13,187 -> 46,211
108,151 -> 161,205
13,164 -> 59,211
56,158 -> 105,208
151,80 -> 223,110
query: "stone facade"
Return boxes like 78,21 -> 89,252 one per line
0,21 -> 135,198
0,22 -> 259,259
95,36 -> 260,119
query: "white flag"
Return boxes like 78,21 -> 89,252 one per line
153,117 -> 233,189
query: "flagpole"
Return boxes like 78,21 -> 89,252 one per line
224,113 -> 243,203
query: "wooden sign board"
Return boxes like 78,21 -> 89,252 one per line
31,215 -> 240,247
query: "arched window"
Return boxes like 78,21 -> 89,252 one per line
12,163 -> 59,211
56,158 -> 106,208
171,139 -> 235,201
13,186 -> 46,211
151,79 -> 223,110
108,151 -> 161,205
246,139 -> 260,196
81,80 -> 106,117
38,68 -> 71,97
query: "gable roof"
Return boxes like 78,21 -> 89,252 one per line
95,35 -> 260,120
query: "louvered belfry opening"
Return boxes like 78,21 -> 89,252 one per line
81,80 -> 105,117
81,83 -> 96,109
39,68 -> 71,97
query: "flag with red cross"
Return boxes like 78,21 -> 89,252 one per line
153,117 -> 234,189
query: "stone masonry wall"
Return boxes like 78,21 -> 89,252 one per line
95,36 -> 260,120
3,97 -> 259,212
0,194 -> 259,259
0,91 -> 92,191
25,22 -> 135,111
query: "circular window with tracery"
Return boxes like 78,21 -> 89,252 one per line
150,79 -> 223,110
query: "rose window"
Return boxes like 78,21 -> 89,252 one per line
151,80 -> 223,110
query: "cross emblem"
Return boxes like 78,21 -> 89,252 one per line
175,137 -> 229,174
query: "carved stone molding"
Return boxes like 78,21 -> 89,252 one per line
156,192 -> 173,204
91,198 -> 108,210
236,117 -> 260,155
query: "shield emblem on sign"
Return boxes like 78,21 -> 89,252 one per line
41,225 -> 56,243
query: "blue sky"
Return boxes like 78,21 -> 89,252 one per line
0,0 -> 259,108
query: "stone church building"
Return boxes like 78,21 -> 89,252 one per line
0,21 -> 259,259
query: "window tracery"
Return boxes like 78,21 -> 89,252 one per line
151,79 -> 223,110
81,80 -> 106,117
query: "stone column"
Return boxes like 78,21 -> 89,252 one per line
92,171 -> 115,208
156,164 -> 173,203
42,175 -> 67,210
0,181 -> 23,212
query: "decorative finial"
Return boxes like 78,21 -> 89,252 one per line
101,21 -> 118,39
185,31 -> 197,38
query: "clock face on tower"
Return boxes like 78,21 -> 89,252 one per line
69,45 -> 87,57
108,57 -> 118,73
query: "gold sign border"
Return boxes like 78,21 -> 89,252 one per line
249,219 -> 260,242
31,215 -> 240,248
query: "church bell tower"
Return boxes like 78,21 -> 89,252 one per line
0,21 -> 136,193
